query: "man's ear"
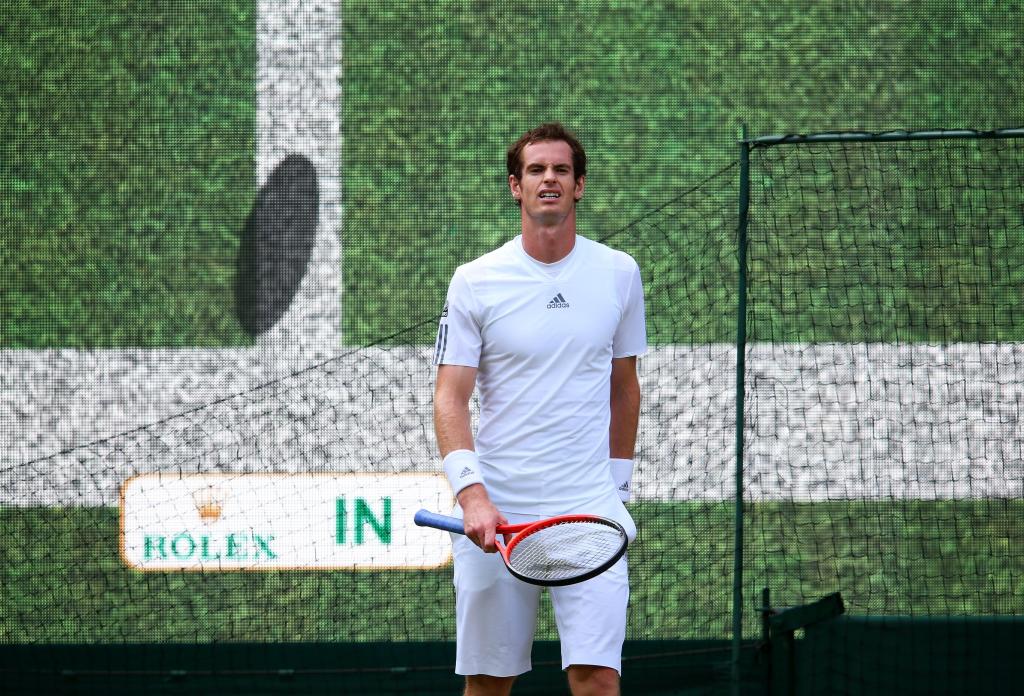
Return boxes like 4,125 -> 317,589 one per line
509,174 -> 522,202
574,175 -> 586,201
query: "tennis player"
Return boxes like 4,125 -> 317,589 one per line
433,122 -> 646,696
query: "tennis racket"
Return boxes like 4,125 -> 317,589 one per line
413,509 -> 628,587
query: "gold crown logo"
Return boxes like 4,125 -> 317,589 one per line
193,486 -> 225,522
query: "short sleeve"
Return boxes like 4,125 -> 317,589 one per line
612,262 -> 647,358
433,268 -> 482,367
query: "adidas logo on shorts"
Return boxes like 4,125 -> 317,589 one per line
546,293 -> 569,309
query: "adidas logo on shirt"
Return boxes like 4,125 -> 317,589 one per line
546,293 -> 569,309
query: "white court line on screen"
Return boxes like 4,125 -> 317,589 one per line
4,342 -> 1023,505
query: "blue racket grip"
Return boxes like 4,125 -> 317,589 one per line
414,509 -> 467,535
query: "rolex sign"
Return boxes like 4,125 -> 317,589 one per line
120,474 -> 453,570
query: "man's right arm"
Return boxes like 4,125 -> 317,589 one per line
434,363 -> 506,551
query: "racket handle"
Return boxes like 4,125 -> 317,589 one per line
413,509 -> 467,535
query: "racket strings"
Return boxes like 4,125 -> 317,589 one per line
506,521 -> 625,583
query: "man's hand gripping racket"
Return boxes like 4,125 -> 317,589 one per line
414,509 -> 628,587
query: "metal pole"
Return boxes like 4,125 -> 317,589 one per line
732,125 -> 751,694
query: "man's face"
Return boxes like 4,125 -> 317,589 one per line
509,140 -> 585,225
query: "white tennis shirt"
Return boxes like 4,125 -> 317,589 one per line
434,234 -> 647,515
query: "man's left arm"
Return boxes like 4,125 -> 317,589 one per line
609,356 -> 641,500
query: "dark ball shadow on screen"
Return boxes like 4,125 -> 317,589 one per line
235,154 -> 319,337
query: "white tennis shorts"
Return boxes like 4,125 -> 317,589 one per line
451,510 -> 629,677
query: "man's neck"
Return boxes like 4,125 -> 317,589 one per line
521,219 -> 576,264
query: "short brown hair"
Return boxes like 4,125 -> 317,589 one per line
506,122 -> 587,182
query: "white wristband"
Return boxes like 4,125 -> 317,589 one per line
443,449 -> 485,495
610,458 -> 634,502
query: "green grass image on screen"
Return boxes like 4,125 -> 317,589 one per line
4,1 -> 1020,347
3,501 -> 1021,643
1,0 -> 256,347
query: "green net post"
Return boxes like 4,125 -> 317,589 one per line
732,124 -> 751,695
